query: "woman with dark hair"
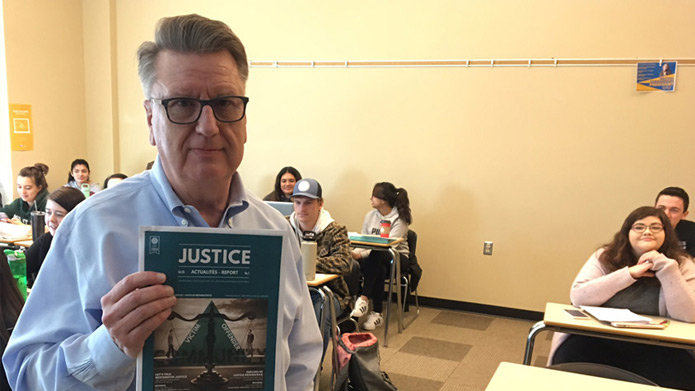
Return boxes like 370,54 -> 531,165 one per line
103,173 -> 128,189
66,159 -> 101,195
0,163 -> 49,224
550,206 -> 695,390
350,182 -> 413,330
1,251 -> 24,391
25,187 -> 85,287
263,166 -> 301,202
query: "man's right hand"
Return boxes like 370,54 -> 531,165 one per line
101,271 -> 176,358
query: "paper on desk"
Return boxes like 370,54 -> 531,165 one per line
0,222 -> 31,240
580,305 -> 652,323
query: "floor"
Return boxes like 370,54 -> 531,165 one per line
318,305 -> 553,390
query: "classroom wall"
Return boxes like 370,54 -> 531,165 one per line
82,0 -> 119,188
0,4 -> 12,205
6,0 -> 695,312
2,0 -> 87,194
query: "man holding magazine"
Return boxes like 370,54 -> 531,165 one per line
3,14 -> 321,391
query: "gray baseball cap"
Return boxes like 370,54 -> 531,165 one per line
292,178 -> 322,199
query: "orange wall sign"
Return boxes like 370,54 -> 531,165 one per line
9,104 -> 33,151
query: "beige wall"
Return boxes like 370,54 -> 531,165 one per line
82,0 -> 119,187
6,0 -> 695,312
3,0 -> 87,194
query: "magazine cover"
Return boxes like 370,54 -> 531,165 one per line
136,226 -> 283,391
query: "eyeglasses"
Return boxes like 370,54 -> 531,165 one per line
150,96 -> 249,124
631,223 -> 664,233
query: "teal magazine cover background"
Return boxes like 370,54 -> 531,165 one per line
137,227 -> 283,391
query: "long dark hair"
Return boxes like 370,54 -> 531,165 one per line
48,187 -> 85,213
67,159 -> 90,183
273,166 -> 301,198
18,163 -> 49,192
599,206 -> 687,271
0,251 -> 25,351
372,182 -> 412,225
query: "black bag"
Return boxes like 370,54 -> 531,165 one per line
332,332 -> 398,391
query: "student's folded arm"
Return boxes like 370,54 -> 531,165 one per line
659,257 -> 695,322
570,251 -> 636,306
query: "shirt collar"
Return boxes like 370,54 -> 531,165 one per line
149,156 -> 249,227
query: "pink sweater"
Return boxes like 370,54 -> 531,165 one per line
548,249 -> 695,363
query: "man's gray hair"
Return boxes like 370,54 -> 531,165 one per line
137,14 -> 249,97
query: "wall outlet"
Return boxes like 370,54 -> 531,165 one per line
483,241 -> 493,255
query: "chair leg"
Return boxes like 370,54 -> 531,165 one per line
401,277 -> 420,329
401,276 -> 410,314
413,287 -> 420,315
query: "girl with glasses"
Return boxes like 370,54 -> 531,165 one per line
550,206 -> 695,390
25,187 -> 85,288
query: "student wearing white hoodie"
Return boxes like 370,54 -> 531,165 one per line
288,178 -> 352,354
351,182 -> 412,330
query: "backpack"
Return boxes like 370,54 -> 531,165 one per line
332,332 -> 398,391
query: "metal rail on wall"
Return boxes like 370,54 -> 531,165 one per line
249,58 -> 695,69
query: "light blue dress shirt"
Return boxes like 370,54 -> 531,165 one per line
2,157 -> 322,391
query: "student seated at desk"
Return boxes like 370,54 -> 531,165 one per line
351,182 -> 412,331
103,173 -> 128,189
550,206 -> 695,390
287,178 -> 351,356
655,186 -> 695,257
263,166 -> 301,202
0,163 -> 49,225
25,187 -> 85,288
65,158 -> 101,195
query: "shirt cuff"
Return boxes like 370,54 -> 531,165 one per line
87,325 -> 135,379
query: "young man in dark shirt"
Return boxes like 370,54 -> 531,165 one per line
655,186 -> 695,257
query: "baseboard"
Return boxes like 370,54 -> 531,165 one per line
417,296 -> 543,321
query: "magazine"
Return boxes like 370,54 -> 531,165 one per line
136,226 -> 283,391
579,305 -> 653,323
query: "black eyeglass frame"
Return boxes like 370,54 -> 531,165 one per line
150,95 -> 250,124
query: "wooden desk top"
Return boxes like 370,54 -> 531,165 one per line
307,273 -> 339,287
14,240 -> 33,248
349,237 -> 403,248
0,236 -> 31,245
485,362 -> 678,391
0,222 -> 32,243
544,302 -> 695,346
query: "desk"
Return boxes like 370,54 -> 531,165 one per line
0,222 -> 31,244
307,273 -> 339,287
350,237 -> 408,347
523,302 -> 695,365
14,240 -> 33,248
307,273 -> 339,391
486,361 -> 678,391
0,236 -> 31,245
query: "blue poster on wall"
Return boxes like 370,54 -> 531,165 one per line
637,62 -> 677,91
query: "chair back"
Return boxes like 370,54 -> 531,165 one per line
407,229 -> 417,262
548,362 -> 658,386
406,230 -> 422,292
